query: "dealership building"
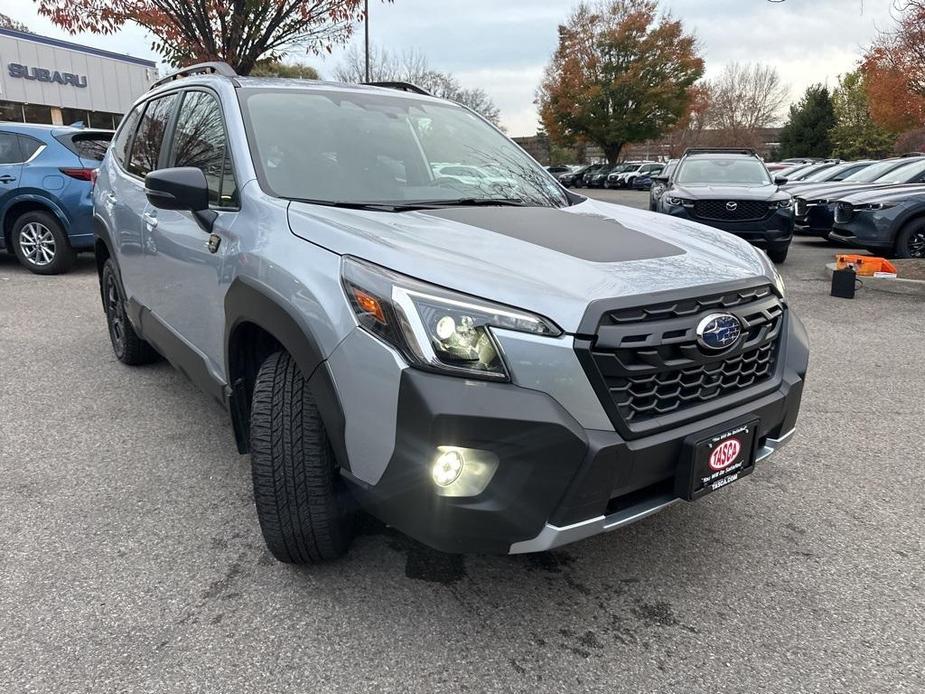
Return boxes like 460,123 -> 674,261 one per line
0,27 -> 157,130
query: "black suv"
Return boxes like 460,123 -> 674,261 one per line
656,149 -> 794,263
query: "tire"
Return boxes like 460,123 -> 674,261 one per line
101,259 -> 159,365
11,211 -> 75,275
250,351 -> 354,564
893,219 -> 925,259
767,245 -> 789,264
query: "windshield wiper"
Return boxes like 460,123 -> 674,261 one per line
290,197 -> 528,212
410,197 -> 527,208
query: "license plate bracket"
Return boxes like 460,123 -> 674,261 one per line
675,418 -> 760,501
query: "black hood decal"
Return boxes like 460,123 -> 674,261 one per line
422,207 -> 684,263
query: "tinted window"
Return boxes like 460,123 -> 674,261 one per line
128,94 -> 176,178
171,91 -> 237,207
55,132 -> 114,161
112,105 -> 143,167
17,135 -> 42,161
0,133 -> 22,164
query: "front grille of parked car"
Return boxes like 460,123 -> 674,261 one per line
578,285 -> 784,437
794,198 -> 808,217
834,202 -> 854,224
692,199 -> 771,222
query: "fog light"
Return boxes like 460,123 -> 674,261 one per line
432,450 -> 465,487
431,446 -> 500,497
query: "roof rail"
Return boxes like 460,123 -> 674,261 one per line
150,62 -> 238,90
682,147 -> 757,156
899,151 -> 925,158
364,81 -> 431,96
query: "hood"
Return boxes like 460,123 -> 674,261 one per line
671,183 -> 785,201
836,184 -> 925,205
790,182 -> 888,201
287,198 -> 772,334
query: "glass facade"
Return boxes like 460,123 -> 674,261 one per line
0,101 -> 122,128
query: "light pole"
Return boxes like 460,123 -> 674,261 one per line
364,0 -> 370,82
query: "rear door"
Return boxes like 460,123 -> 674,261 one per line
114,93 -> 178,305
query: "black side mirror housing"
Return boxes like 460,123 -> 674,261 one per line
651,175 -> 669,183
145,167 -> 210,212
774,176 -> 789,186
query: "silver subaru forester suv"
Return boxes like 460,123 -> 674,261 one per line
93,63 -> 808,563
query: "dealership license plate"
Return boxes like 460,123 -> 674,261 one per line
677,419 -> 759,501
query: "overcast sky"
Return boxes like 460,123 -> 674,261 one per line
0,0 -> 897,136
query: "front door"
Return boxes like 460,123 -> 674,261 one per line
0,131 -> 25,248
141,89 -> 240,383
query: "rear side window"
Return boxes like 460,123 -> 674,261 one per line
128,94 -> 177,178
170,91 -> 237,207
111,105 -> 142,167
55,132 -> 114,161
17,135 -> 43,161
0,132 -> 22,164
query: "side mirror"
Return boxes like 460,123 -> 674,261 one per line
651,175 -> 669,183
145,167 -> 209,212
774,176 -> 789,186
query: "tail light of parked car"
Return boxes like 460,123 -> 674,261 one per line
59,167 -> 97,182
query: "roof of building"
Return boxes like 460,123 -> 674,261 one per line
0,27 -> 157,68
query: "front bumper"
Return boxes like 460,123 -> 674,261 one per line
830,211 -> 898,250
665,207 -> 794,248
795,203 -> 836,236
345,312 -> 809,555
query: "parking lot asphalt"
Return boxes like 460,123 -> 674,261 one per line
1,190 -> 923,693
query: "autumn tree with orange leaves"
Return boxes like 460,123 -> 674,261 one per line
860,1 -> 925,136
537,0 -> 703,164
34,0 -> 388,75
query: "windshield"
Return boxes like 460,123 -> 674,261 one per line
676,157 -> 772,185
801,162 -> 853,182
843,159 -> 909,182
240,89 -> 569,208
876,158 -> 925,184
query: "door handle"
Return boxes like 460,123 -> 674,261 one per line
105,193 -> 117,205
142,212 -> 158,229
0,175 -> 16,183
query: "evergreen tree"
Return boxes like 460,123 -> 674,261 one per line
778,85 -> 835,158
830,71 -> 896,159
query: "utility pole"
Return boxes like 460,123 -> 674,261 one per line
364,0 -> 370,82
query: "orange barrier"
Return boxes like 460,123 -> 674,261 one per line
835,255 -> 898,277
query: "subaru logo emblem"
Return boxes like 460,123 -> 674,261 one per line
696,313 -> 742,352
726,201 -> 738,211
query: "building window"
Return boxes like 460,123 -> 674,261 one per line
91,112 -> 122,129
0,100 -> 24,122
61,108 -> 90,127
23,104 -> 53,125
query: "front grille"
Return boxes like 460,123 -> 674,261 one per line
794,198 -> 808,217
692,199 -> 771,222
582,285 -> 784,434
834,202 -> 854,224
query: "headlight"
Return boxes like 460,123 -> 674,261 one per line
772,198 -> 793,209
341,257 -> 561,381
665,196 -> 692,207
859,202 -> 896,211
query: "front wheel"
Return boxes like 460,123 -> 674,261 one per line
767,244 -> 790,264
894,220 -> 925,259
101,259 -> 159,365
250,352 -> 355,564
11,211 -> 75,275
